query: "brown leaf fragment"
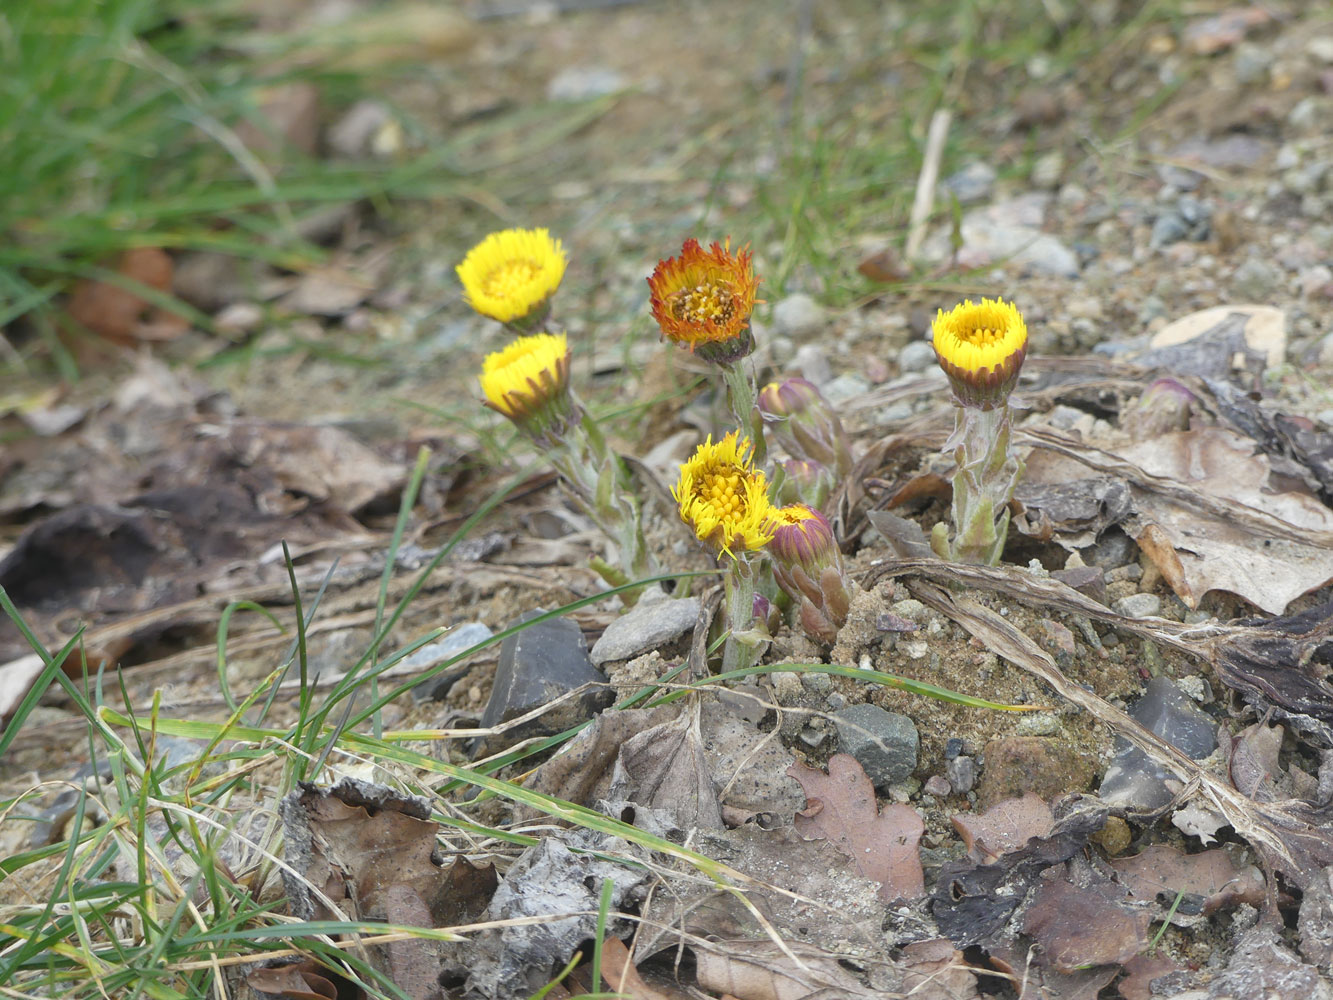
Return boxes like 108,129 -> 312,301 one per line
693,941 -> 887,1000
788,753 -> 925,902
898,938 -> 981,1000
987,942 -> 1119,1000
858,246 -> 911,283
931,798 -> 1108,948
1228,721 -> 1285,802
610,704 -> 725,831
1110,844 -> 1266,917
1021,869 -> 1150,972
245,959 -> 338,1000
67,247 -> 183,344
1135,521 -> 1192,608
952,792 -> 1054,864
1011,476 -> 1131,545
1115,952 -> 1184,1000
591,937 -> 692,1000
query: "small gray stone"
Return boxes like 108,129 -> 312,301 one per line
792,343 -> 832,386
898,339 -> 936,373
1231,257 -> 1282,300
478,612 -> 611,752
547,66 -> 627,102
773,294 -> 826,339
1309,37 -> 1333,64
821,373 -> 869,404
924,774 -> 952,798
1150,211 -> 1190,249
946,755 -> 977,794
328,99 -> 391,158
590,596 -> 699,665
1288,96 -> 1321,133
1112,593 -> 1162,619
834,703 -> 919,788
1301,264 -> 1333,298
1099,677 -> 1218,811
1015,712 -> 1061,736
942,161 -> 996,204
409,622 -> 496,701
1232,42 -> 1272,86
1317,332 -> 1333,367
1084,529 -> 1137,568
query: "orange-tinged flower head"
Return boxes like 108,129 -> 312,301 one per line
648,238 -> 760,363
478,332 -> 576,442
672,432 -> 775,558
457,228 -> 567,327
931,297 -> 1028,409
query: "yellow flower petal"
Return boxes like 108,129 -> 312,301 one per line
931,297 -> 1028,409
479,332 -> 572,430
672,432 -> 775,558
457,228 -> 567,324
648,238 -> 760,361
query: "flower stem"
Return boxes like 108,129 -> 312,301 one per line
945,402 -> 1023,565
545,403 -> 655,599
720,360 -> 766,465
722,556 -> 759,672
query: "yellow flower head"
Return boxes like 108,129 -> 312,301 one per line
457,228 -> 567,326
479,332 -> 575,440
672,432 -> 775,558
931,297 -> 1028,409
648,238 -> 760,363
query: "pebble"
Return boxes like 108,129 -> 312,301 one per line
773,293 -> 826,339
1015,711 -> 1061,736
328,99 -> 392,158
409,622 -> 496,700
1302,265 -> 1333,298
897,339 -> 936,372
821,373 -> 869,404
1317,332 -> 1333,367
1231,257 -> 1282,300
946,755 -> 977,794
1112,593 -> 1162,619
215,302 -> 264,335
924,775 -> 952,798
975,736 -> 1096,810
1288,96 -> 1321,133
1232,42 -> 1272,86
792,343 -> 832,386
942,161 -> 997,204
834,703 -> 919,788
547,66 -> 627,102
590,595 -> 699,665
1084,531 -> 1137,568
1031,150 -> 1064,189
1310,37 -> 1333,64
1099,677 -> 1218,811
477,612 -> 611,751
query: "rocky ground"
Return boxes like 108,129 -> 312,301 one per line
3,1 -> 1333,998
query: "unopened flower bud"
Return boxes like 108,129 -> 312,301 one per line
758,377 -> 853,475
1123,377 -> 1194,439
768,504 -> 855,646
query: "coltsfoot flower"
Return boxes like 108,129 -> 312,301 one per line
457,228 -> 567,327
479,332 -> 575,441
648,238 -> 760,363
673,432 -> 775,558
931,297 -> 1028,409
768,503 -> 853,645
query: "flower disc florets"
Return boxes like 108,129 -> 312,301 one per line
457,228 -> 567,326
479,332 -> 575,441
648,238 -> 760,363
672,432 -> 775,558
931,297 -> 1028,410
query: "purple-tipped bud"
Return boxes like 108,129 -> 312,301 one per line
768,504 -> 855,645
1123,377 -> 1195,440
779,458 -> 835,510
758,377 -> 854,476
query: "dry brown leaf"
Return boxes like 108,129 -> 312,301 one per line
692,941 -> 887,1000
67,248 -> 185,344
897,939 -> 981,1000
1021,869 -> 1150,972
988,942 -> 1120,1000
1227,721 -> 1285,802
1111,844 -> 1266,916
952,792 -> 1054,863
610,703 -> 725,831
1115,953 -> 1184,1000
245,959 -> 339,999
589,937 -> 691,1000
788,753 -> 925,902
1021,426 -> 1333,614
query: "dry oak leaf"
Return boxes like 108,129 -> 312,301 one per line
1110,843 -> 1266,918
788,753 -> 925,902
952,792 -> 1054,864
693,940 -> 887,1000
581,937 -> 691,1000
1021,869 -> 1150,972
66,247 -> 187,344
